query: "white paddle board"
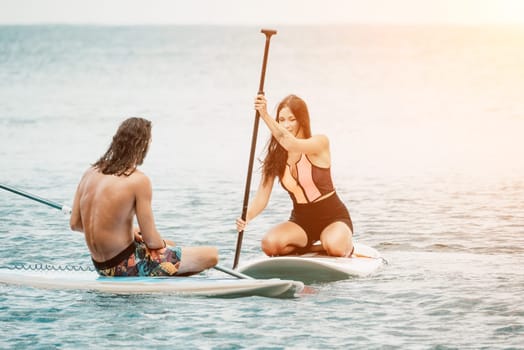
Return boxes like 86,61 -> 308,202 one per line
238,242 -> 385,284
0,268 -> 304,298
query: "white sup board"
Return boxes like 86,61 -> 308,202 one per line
238,243 -> 385,284
0,268 -> 304,298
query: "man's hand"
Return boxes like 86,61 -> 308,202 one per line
133,226 -> 144,243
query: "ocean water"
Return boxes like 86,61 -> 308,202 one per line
1,25 -> 523,349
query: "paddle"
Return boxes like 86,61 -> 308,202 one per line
0,183 -> 72,214
233,28 -> 277,269
0,183 -> 253,280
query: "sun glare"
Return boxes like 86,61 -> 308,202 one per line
452,0 -> 524,25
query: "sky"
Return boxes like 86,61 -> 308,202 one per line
0,0 -> 524,25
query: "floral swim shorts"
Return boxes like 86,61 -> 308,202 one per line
92,241 -> 182,277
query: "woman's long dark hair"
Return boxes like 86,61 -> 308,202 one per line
262,95 -> 311,185
93,117 -> 152,176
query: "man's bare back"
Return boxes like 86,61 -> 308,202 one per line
71,167 -> 151,262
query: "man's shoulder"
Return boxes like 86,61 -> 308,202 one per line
78,166 -> 96,182
129,169 -> 151,186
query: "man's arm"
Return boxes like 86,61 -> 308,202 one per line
70,173 -> 85,232
134,173 -> 166,249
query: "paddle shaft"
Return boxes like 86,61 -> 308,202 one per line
214,264 -> 253,279
0,183 -> 252,279
1,183 -> 71,213
233,29 -> 277,269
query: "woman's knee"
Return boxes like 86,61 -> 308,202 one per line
261,235 -> 282,256
323,242 -> 347,257
261,222 -> 308,256
321,224 -> 353,257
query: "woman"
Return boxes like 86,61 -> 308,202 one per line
236,94 -> 354,257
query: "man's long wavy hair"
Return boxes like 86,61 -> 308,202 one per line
93,117 -> 152,176
262,95 -> 311,185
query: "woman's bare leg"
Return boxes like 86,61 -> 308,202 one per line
319,222 -> 353,257
261,221 -> 308,256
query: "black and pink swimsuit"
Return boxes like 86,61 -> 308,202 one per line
280,153 -> 353,245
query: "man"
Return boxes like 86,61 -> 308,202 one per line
70,117 -> 218,276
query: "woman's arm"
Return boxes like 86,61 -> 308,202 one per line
236,175 -> 275,232
255,94 -> 329,155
